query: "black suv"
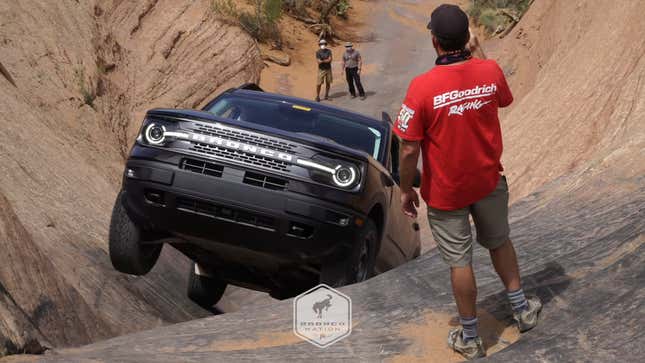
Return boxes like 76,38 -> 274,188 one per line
109,84 -> 420,308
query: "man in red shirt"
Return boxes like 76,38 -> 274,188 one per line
395,4 -> 542,359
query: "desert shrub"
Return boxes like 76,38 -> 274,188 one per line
468,0 -> 533,35
264,0 -> 282,22
478,8 -> 504,33
212,0 -> 283,44
336,0 -> 350,19
74,67 -> 96,108
212,0 -> 239,18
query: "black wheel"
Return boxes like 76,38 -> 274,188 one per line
109,192 -> 162,275
320,219 -> 378,287
187,262 -> 227,309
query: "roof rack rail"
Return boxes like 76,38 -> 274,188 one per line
237,83 -> 264,92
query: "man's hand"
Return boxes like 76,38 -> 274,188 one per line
401,188 -> 419,218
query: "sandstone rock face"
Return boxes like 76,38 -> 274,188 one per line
493,0 -> 645,201
0,0 -> 262,354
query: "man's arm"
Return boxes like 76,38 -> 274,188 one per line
399,140 -> 421,217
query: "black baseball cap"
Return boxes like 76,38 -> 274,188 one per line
427,4 -> 469,40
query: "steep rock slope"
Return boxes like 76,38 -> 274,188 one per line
494,0 -> 645,200
0,0 -> 262,354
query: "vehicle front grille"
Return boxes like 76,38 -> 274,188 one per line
189,143 -> 290,172
181,158 -> 224,178
243,172 -> 288,191
176,197 -> 276,231
191,123 -> 297,154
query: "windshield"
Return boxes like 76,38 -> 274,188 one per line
205,95 -> 385,161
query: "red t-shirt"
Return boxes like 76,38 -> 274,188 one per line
394,58 -> 513,210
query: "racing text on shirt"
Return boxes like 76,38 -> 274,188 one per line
434,83 -> 497,110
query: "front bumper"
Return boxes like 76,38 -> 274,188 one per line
121,157 -> 366,266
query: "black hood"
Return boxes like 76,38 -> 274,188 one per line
146,108 -> 371,163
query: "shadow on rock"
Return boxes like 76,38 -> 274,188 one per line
477,262 -> 571,348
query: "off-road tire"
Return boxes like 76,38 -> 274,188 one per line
187,263 -> 227,309
109,192 -> 162,275
320,219 -> 378,287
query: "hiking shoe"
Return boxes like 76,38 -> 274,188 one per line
350,94 -> 356,99
324,96 -> 330,100
513,295 -> 542,333
447,327 -> 486,360
360,95 -> 367,100
315,96 -> 320,102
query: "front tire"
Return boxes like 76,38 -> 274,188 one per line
187,263 -> 227,309
320,219 -> 378,287
109,192 -> 162,275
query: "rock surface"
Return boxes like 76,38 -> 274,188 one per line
493,0 -> 645,202
262,50 -> 292,67
7,0 -> 642,361
0,0 -> 262,355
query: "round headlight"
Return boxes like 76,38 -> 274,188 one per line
333,165 -> 358,188
145,124 -> 166,145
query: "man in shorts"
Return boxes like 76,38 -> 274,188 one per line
315,39 -> 333,102
394,4 -> 542,360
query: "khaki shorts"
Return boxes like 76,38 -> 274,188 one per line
317,68 -> 333,86
428,176 -> 510,267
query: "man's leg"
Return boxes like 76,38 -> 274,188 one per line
325,70 -> 332,100
354,70 -> 366,98
428,206 -> 477,319
489,239 -> 521,291
428,206 -> 486,358
451,265 -> 477,318
316,70 -> 323,101
472,176 -> 542,332
346,68 -> 356,97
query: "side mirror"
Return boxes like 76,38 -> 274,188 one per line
413,169 -> 421,188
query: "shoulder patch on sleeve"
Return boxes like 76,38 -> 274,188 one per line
396,104 -> 415,132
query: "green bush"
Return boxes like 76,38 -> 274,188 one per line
264,0 -> 282,22
212,0 -> 283,44
336,0 -> 350,19
468,0 -> 533,35
74,67 -> 96,108
212,0 -> 239,19
478,8 -> 504,33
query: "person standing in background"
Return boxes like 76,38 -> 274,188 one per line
342,42 -> 366,100
315,39 -> 333,102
